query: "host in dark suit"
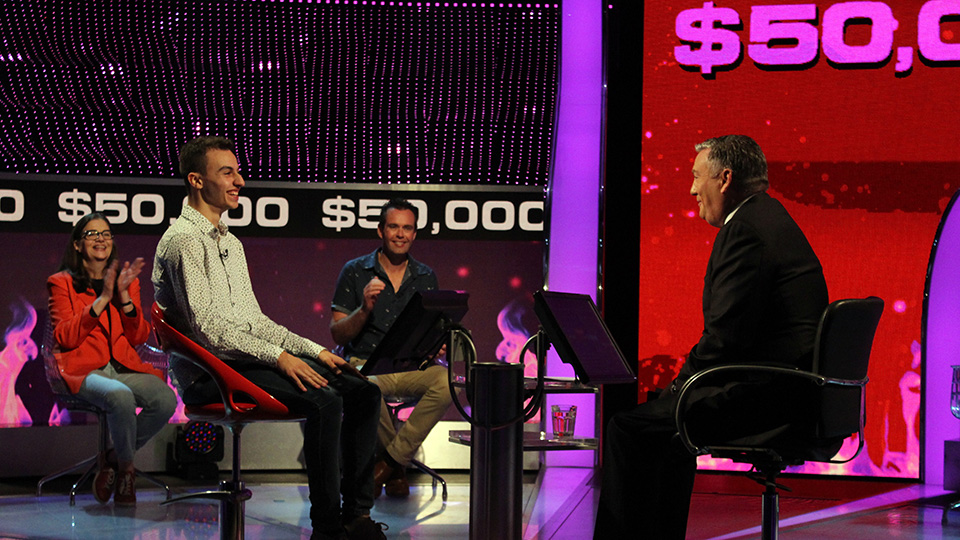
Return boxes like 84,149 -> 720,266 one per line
593,135 -> 828,539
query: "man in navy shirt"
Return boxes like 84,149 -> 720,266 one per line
330,198 -> 452,498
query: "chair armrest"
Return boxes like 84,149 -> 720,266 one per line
136,343 -> 169,377
151,303 -> 289,419
169,344 -> 289,418
674,363 -> 867,457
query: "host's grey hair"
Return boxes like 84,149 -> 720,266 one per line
695,135 -> 769,195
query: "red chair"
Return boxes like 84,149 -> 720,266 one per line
151,302 -> 306,539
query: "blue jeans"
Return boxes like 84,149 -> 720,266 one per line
76,363 -> 177,463
184,356 -> 381,535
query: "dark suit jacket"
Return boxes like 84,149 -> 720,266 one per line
47,271 -> 164,394
673,192 -> 829,446
681,192 -> 827,378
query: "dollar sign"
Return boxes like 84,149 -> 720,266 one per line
321,196 -> 356,232
675,2 -> 742,75
58,189 -> 92,225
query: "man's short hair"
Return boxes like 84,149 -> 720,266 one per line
378,198 -> 419,229
695,135 -> 769,195
178,136 -> 236,185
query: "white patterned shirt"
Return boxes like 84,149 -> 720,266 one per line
153,203 -> 326,371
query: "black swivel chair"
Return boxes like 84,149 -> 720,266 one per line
330,344 -> 450,501
383,395 -> 448,501
674,296 -> 884,540
36,318 -> 172,505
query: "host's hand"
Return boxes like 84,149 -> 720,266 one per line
277,351 -> 328,392
362,277 -> 386,313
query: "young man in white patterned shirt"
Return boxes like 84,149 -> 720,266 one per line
153,136 -> 385,540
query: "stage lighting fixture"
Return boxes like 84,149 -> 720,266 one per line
167,421 -> 224,480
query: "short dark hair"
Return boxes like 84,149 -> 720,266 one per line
58,211 -> 118,293
378,198 -> 419,229
178,136 -> 236,185
695,135 -> 769,195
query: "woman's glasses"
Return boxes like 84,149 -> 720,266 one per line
80,230 -> 114,240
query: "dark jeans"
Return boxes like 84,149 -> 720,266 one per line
184,356 -> 381,536
594,375 -> 819,539
593,395 -> 697,540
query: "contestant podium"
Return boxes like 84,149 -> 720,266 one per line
448,290 -> 635,539
448,377 -> 600,451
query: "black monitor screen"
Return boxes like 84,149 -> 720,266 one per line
362,290 -> 469,376
533,290 -> 635,385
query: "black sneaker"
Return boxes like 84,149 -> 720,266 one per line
342,515 -> 388,540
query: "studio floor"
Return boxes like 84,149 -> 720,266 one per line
2,468 -> 960,539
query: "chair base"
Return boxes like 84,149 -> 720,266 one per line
162,480 -> 251,540
942,498 -> 960,524
36,453 -> 171,506
36,453 -> 97,505
745,465 -> 791,540
761,482 -> 779,540
411,459 -> 447,501
384,398 -> 449,503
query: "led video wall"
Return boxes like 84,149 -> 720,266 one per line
0,1 -> 558,184
640,0 -> 960,479
0,2 -> 559,429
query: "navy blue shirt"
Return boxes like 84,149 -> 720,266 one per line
331,249 -> 438,360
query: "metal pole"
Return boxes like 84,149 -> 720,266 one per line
761,481 -> 779,540
221,425 -> 246,540
469,362 -> 524,540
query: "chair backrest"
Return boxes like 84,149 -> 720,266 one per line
811,296 -> 884,440
150,302 -> 294,423
811,296 -> 884,380
39,317 -> 70,398
39,315 -> 104,422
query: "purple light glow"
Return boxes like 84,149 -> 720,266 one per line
544,0 -> 602,467
922,188 -> 960,486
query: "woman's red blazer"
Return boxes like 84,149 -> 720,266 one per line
47,271 -> 164,394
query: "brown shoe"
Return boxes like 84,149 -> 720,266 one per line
372,460 -> 392,498
383,466 -> 409,498
114,470 -> 136,507
92,464 -> 116,504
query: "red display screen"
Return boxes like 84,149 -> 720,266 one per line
640,0 -> 960,478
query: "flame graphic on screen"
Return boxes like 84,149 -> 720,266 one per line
495,300 -> 537,377
496,300 -> 540,422
0,299 -> 37,427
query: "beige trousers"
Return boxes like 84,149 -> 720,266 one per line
366,364 -> 453,466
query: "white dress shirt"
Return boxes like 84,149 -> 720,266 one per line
153,203 -> 325,371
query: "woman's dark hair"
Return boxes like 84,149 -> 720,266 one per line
58,211 -> 118,293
